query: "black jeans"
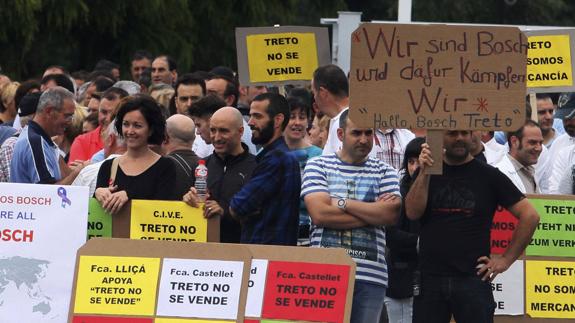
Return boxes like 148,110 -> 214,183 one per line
413,274 -> 495,323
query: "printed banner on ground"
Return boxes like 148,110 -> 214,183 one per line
0,183 -> 89,323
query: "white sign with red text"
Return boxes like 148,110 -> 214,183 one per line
0,183 -> 89,323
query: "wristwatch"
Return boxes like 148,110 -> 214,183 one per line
337,198 -> 347,210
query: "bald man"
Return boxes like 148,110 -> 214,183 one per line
184,107 -> 257,243
162,114 -> 200,198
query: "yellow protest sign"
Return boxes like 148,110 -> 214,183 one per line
527,35 -> 573,87
74,255 -> 160,316
526,260 -> 575,319
246,32 -> 318,83
130,200 -> 207,242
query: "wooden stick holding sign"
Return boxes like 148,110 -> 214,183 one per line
348,23 -> 527,175
425,130 -> 444,175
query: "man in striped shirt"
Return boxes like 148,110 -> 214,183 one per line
301,109 -> 401,323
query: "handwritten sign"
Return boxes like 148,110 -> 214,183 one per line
526,260 -> 575,319
73,255 -> 161,316
130,200 -> 208,242
236,26 -> 330,86
349,23 -> 527,130
526,198 -> 575,257
88,198 -> 112,239
527,35 -> 573,87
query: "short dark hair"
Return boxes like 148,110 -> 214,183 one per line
313,64 -> 348,98
71,70 -> 89,82
102,87 -> 129,101
132,50 -> 153,62
14,80 -> 41,109
188,94 -> 226,119
209,75 -> 239,107
94,59 -> 120,72
44,65 -> 68,74
175,74 -> 206,97
40,74 -> 75,93
155,55 -> 177,72
252,93 -> 290,130
115,94 -> 166,145
87,70 -> 115,82
287,88 -> 312,120
507,119 -> 540,147
339,109 -> 349,129
536,93 -> 553,101
91,76 -> 115,93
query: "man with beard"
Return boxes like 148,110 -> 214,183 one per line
405,130 -> 540,323
301,109 -> 401,323
229,93 -> 301,245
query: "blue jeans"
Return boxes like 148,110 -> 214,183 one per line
351,281 -> 386,323
413,274 -> 495,323
384,296 -> 413,323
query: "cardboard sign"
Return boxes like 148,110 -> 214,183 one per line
524,29 -> 575,92
492,260 -> 524,315
526,260 -> 575,319
112,200 -> 220,242
88,198 -> 112,239
69,239 -> 252,322
130,200 -> 209,242
491,207 -> 518,255
349,23 -> 527,131
236,26 -> 331,86
244,245 -> 355,323
0,183 -> 88,323
526,196 -> 575,257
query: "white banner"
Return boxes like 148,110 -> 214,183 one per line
0,183 -> 88,323
493,260 -> 524,315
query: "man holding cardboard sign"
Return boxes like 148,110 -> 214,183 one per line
405,130 -> 539,322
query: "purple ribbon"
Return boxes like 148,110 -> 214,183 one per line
57,187 -> 71,208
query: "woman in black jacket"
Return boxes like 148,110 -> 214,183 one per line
384,137 -> 425,323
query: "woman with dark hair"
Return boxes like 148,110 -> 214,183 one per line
384,136 -> 425,323
94,94 -> 177,214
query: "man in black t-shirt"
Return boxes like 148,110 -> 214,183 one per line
405,130 -> 540,323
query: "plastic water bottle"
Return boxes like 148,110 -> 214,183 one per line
195,160 -> 208,202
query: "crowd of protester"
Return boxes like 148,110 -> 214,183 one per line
7,50 -> 574,322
